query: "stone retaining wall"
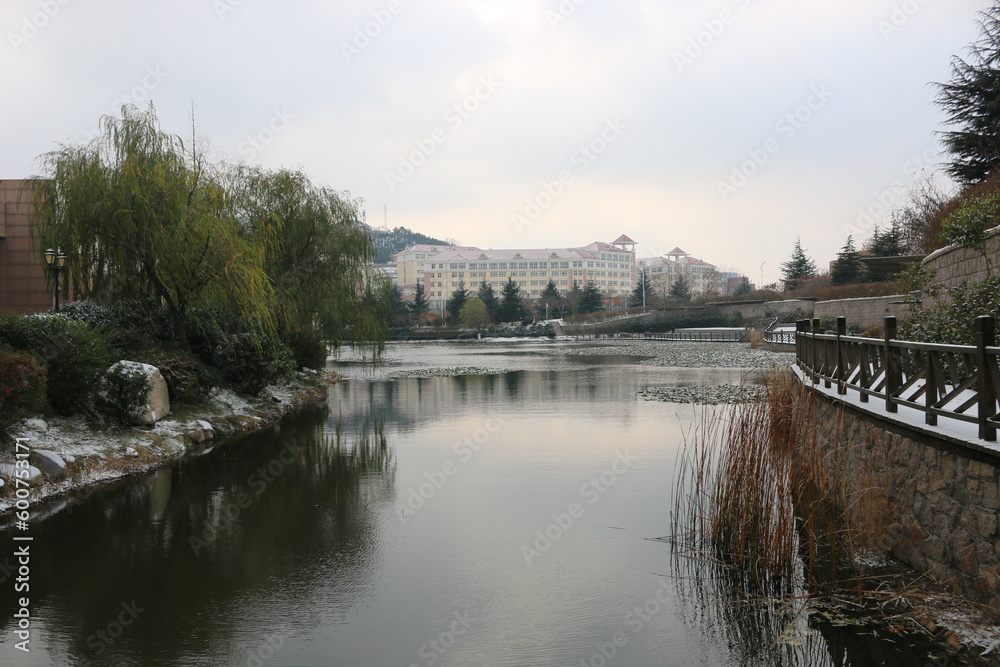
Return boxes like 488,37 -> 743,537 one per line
802,375 -> 1000,608
922,225 -> 1000,293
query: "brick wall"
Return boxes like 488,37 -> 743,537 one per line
0,179 -> 53,314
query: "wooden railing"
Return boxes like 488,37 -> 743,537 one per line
643,328 -> 750,342
764,330 -> 796,345
795,316 -> 1000,442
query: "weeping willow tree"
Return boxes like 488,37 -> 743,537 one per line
225,165 -> 387,356
31,104 -> 274,351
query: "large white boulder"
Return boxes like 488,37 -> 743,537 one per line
0,462 -> 43,487
31,449 -> 67,480
106,361 -> 171,425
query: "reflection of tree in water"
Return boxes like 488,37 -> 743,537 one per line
0,408 -> 396,665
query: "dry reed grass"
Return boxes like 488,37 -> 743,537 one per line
671,370 -> 889,591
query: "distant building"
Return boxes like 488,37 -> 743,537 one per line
418,235 -> 638,311
637,247 -> 723,298
371,264 -> 397,284
0,179 -> 54,313
724,274 -> 752,296
395,233 -> 729,309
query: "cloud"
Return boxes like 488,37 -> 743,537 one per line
0,0 -> 990,284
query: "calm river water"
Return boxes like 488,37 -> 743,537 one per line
0,341 -> 941,666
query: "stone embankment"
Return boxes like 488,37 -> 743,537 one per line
0,371 -> 332,514
800,371 -> 1000,609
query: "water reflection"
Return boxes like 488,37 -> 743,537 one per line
669,513 -> 955,666
0,354 -> 950,666
0,409 -> 394,666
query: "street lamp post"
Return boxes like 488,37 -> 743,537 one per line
640,268 -> 646,310
43,248 -> 67,312
760,261 -> 766,291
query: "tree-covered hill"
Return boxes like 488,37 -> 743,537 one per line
367,225 -> 449,264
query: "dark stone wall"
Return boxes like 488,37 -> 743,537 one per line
801,376 -> 1000,608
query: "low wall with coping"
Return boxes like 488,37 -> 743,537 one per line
800,373 -> 1000,608
812,295 -> 917,331
710,298 -> 815,322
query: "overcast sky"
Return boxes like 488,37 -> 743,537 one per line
0,0 -> 991,285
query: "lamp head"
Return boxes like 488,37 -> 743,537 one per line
43,248 -> 55,265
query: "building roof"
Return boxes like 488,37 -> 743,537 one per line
423,241 -> 635,264
636,256 -> 672,267
612,234 -> 636,244
667,247 -> 688,257
580,241 -> 632,255
682,256 -> 715,268
400,244 -> 480,254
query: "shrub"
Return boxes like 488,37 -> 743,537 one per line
0,347 -> 47,432
900,276 -> 1000,345
0,314 -> 113,414
97,362 -> 151,425
285,329 -> 328,370
57,300 -> 115,327
59,298 -> 173,352
213,332 -> 294,395
624,312 -> 736,334
134,350 -> 205,402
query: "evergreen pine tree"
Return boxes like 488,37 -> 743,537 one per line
831,236 -> 863,286
630,271 -> 652,308
935,4 -> 1000,183
780,237 -> 818,291
410,283 -> 430,324
669,277 -> 692,301
384,283 -> 408,326
498,278 -> 528,323
446,280 -> 469,321
865,222 -> 908,257
565,281 -> 582,317
578,281 -> 604,314
539,280 -> 564,319
864,223 -> 909,282
477,279 -> 498,322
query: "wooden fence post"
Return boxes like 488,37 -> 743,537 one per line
977,316 -> 997,442
836,316 -> 847,395
795,320 -> 805,376
925,346 -> 938,426
809,319 -> 819,384
885,316 -> 898,413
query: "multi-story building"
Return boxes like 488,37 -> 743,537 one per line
417,235 -> 638,311
637,247 -> 723,299
393,243 -> 480,298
